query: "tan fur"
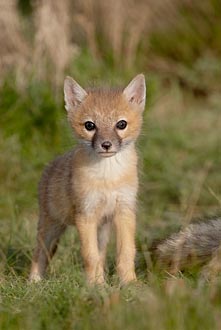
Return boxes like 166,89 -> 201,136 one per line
30,74 -> 146,285
151,218 -> 221,275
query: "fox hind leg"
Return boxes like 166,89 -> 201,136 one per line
30,217 -> 66,282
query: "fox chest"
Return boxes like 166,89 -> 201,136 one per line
81,185 -> 137,218
73,150 -> 138,218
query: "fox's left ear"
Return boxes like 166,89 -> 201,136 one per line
123,74 -> 146,112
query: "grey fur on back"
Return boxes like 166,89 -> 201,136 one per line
151,218 -> 221,270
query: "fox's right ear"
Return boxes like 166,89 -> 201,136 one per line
64,77 -> 88,111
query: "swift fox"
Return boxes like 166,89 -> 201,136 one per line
30,74 -> 146,284
151,217 -> 221,275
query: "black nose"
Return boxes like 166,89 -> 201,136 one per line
101,141 -> 112,151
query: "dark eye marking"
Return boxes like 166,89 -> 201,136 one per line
116,120 -> 127,130
85,121 -> 96,131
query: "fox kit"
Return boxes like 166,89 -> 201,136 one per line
30,74 -> 146,284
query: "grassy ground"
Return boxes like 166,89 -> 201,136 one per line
0,69 -> 221,329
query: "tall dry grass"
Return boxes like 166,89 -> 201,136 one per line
0,0 -> 220,89
0,0 -> 78,86
0,0 -> 29,85
33,0 -> 78,85
74,0 -> 181,67
0,0 -> 184,81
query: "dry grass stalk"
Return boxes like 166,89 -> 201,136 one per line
171,161 -> 212,274
33,0 -> 76,85
0,0 -> 29,84
74,0 -> 99,58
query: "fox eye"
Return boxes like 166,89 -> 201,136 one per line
85,121 -> 96,131
116,120 -> 127,130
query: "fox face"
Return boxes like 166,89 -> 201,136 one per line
64,75 -> 146,157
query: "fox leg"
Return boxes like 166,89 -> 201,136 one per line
29,217 -> 66,282
76,217 -> 105,284
98,220 -> 111,268
114,208 -> 137,284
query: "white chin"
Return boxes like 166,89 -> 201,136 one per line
98,152 -> 116,158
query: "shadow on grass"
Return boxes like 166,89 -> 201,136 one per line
1,245 -> 31,276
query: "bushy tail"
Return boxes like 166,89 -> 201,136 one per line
150,218 -> 221,273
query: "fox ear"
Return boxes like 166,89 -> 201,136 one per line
123,74 -> 146,111
64,76 -> 88,111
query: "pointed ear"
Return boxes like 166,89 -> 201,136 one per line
64,76 -> 88,111
123,74 -> 146,111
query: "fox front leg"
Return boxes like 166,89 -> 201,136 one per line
76,216 -> 105,285
114,207 -> 137,284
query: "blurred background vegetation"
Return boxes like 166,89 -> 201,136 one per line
1,0 -> 220,228
0,1 -> 221,329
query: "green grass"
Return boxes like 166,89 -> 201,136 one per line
0,73 -> 221,329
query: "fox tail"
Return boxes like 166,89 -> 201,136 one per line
150,217 -> 221,273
